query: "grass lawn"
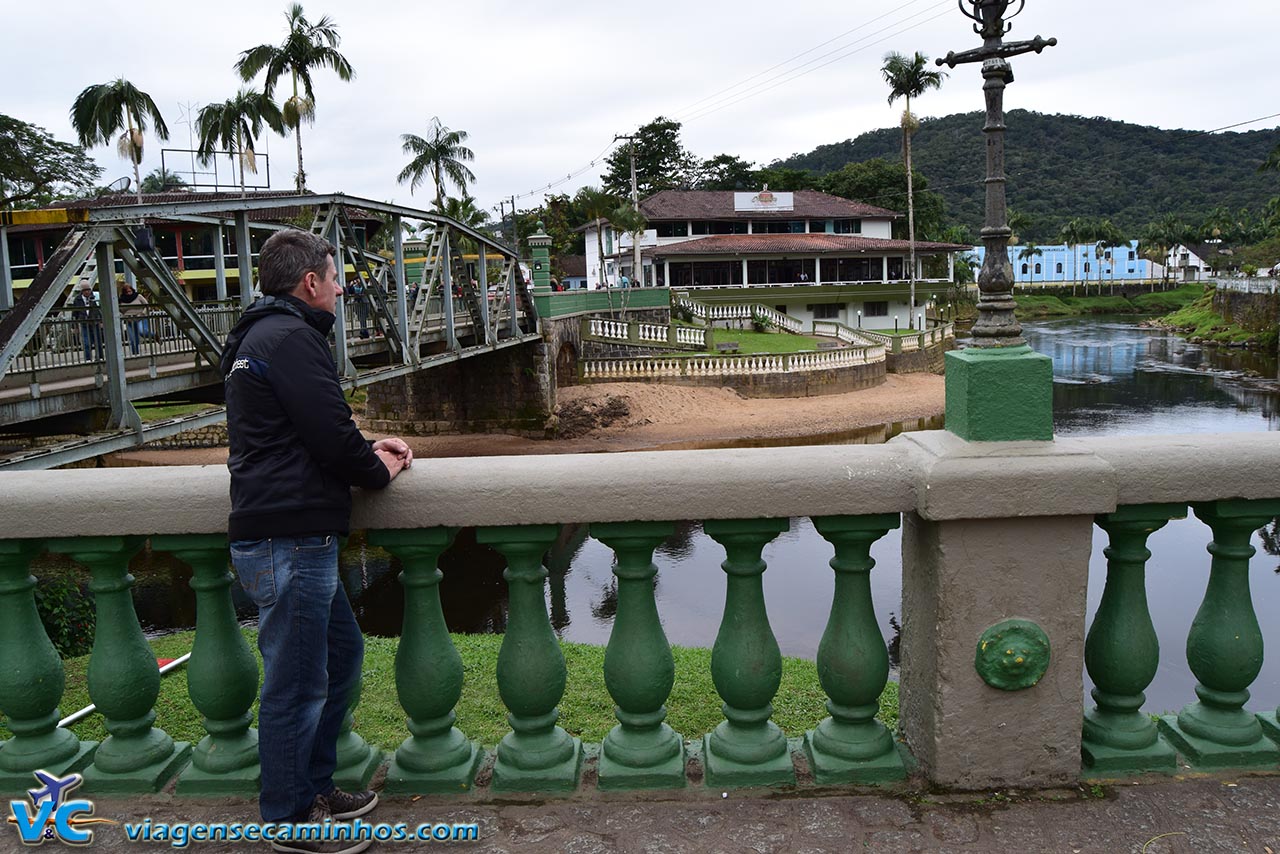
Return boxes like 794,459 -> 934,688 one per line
4,631 -> 900,750
132,402 -> 220,423
669,329 -> 831,356
1160,288 -> 1277,347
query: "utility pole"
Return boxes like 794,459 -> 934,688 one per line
498,200 -> 507,247
615,134 -> 642,286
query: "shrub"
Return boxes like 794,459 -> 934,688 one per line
35,575 -> 95,658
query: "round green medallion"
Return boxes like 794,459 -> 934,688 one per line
975,619 -> 1051,691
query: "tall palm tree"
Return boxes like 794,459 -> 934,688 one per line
1059,217 -> 1090,287
236,2 -> 355,193
882,51 -> 946,328
575,186 -> 621,289
397,117 -> 476,210
70,78 -> 170,203
1018,244 -> 1043,286
196,89 -> 285,197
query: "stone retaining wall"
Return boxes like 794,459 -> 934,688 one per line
1213,289 -> 1280,333
886,339 -> 951,374
143,423 -> 229,449
586,359 -> 885,399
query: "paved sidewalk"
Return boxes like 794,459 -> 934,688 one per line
81,771 -> 1280,853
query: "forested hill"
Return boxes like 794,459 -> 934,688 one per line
776,110 -> 1280,241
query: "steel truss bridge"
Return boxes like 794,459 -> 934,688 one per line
0,194 -> 541,469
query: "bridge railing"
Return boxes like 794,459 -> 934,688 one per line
1,433 -> 1278,796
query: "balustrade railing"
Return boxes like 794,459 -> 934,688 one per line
1,433 -> 1278,797
581,317 -> 710,351
582,345 -> 884,381
672,294 -> 804,334
818,321 -> 954,356
1210,277 -> 1279,295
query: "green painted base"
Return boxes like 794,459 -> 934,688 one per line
491,738 -> 582,793
1081,734 -> 1178,776
802,731 -> 906,785
81,742 -> 191,794
1256,712 -> 1280,745
0,741 -> 97,795
598,743 -> 686,791
332,747 -> 384,793
944,346 -> 1053,441
702,734 -> 795,789
175,759 -> 261,796
1157,716 -> 1280,769
383,744 -> 483,795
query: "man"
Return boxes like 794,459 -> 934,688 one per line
71,280 -> 103,361
222,228 -> 412,854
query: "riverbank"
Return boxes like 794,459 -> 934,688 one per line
113,373 -> 945,465
1155,286 -> 1279,351
1012,284 -> 1203,318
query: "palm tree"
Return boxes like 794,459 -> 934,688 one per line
575,186 -> 621,289
1091,219 -> 1125,292
1059,217 -> 1090,287
236,2 -> 355,193
70,78 -> 170,203
196,89 -> 285,197
434,194 -> 490,254
882,51 -> 946,328
1018,244 -> 1043,287
609,203 -> 648,285
139,167 -> 189,194
397,117 -> 476,210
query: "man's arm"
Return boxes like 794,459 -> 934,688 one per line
267,329 -> 393,489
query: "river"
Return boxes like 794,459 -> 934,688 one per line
87,316 -> 1280,714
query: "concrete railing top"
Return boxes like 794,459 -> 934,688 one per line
3,431 -> 1278,538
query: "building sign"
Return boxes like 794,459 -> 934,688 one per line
734,190 -> 794,212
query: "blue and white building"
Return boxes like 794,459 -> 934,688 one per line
969,241 -> 1163,284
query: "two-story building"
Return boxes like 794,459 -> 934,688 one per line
581,187 -> 967,331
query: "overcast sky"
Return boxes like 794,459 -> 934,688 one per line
7,0 -> 1278,218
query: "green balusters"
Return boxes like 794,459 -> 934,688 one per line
0,540 -> 96,790
332,680 -> 383,791
369,528 -> 481,794
151,535 -> 260,795
804,515 -> 905,784
44,537 -> 191,792
478,525 -> 582,792
702,518 -> 794,788
1158,499 -> 1280,768
593,522 -> 685,790
1082,505 -> 1184,775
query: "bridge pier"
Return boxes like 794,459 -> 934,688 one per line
366,341 -> 555,436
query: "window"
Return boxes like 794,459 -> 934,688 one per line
832,219 -> 862,234
1056,263 -> 1063,274
604,228 -> 613,254
1021,263 -> 1028,275
691,221 -> 747,235
758,220 -> 805,234
1035,263 -> 1042,274
813,303 -> 840,320
1128,251 -> 1136,261
654,222 -> 688,237
864,301 -> 889,317
1084,262 -> 1091,273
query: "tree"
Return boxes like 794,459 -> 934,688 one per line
818,158 -> 945,240
609,203 -> 648,284
139,167 -> 190,194
1059,217 -> 1091,285
575,186 -> 622,289
1018,244 -> 1043,286
1140,214 -> 1188,284
196,89 -> 285,197
435,194 -> 491,254
696,154 -> 757,190
0,113 -> 102,208
602,117 -> 697,197
882,50 -> 946,328
397,117 -> 476,211
236,2 -> 355,193
69,78 -> 170,203
753,165 -> 816,192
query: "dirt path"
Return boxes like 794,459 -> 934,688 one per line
111,374 -> 944,465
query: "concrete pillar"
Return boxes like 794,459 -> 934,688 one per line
213,225 -> 228,301
893,432 -> 1116,788
664,260 -> 671,289
234,212 -> 253,308
741,259 -> 748,286
0,225 -> 12,310
881,256 -> 889,283
814,257 -> 821,284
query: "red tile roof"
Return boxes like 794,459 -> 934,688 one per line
652,234 -> 969,257
640,189 -> 900,221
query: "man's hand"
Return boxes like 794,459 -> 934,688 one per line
373,438 -> 413,481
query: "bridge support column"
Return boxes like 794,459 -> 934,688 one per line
96,240 -> 142,434
213,225 -> 228,301
235,213 -> 253,308
365,340 -> 554,436
391,215 -> 410,361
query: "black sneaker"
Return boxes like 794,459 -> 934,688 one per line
324,787 -> 379,820
270,796 -> 371,854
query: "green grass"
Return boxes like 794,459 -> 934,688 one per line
667,329 -> 832,356
7,631 -> 898,750
132,402 -> 217,423
1159,289 -> 1273,346
1010,284 -> 1204,319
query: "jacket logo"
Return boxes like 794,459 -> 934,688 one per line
225,357 -> 268,382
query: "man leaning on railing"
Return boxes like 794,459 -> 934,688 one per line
221,228 -> 413,854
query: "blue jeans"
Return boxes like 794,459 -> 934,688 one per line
230,535 -> 363,823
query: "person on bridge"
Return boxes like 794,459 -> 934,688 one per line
118,278 -> 148,355
71,280 -> 103,362
221,228 -> 412,854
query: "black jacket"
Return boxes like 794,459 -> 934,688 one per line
221,294 -> 389,540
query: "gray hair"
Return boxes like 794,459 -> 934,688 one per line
257,228 -> 336,296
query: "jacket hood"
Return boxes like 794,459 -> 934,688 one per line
220,294 -> 335,375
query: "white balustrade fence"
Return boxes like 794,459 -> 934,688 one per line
582,345 -> 885,381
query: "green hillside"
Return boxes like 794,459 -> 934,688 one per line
776,110 -> 1280,242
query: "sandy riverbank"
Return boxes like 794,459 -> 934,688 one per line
111,374 -> 945,466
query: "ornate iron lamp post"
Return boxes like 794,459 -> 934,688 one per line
938,0 -> 1055,348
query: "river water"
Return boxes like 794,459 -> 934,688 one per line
106,316 -> 1280,714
